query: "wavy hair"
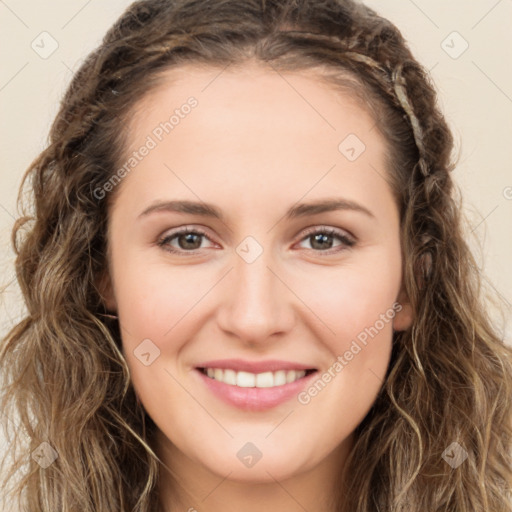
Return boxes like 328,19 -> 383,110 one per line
1,0 -> 511,510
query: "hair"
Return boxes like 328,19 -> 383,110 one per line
1,0 -> 511,510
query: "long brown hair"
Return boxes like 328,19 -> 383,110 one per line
1,1 -> 511,510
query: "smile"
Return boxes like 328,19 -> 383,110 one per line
198,367 -> 316,388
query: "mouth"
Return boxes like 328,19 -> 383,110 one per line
197,367 -> 318,388
194,361 -> 319,411
193,358 -> 319,411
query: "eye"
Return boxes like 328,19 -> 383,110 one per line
296,226 -> 356,254
157,226 -> 216,254
156,225 -> 356,256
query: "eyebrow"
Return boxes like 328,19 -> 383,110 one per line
138,198 -> 375,221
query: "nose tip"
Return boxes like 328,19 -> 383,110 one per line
215,254 -> 295,345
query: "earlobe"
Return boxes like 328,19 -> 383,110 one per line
96,271 -> 117,313
393,288 -> 414,332
393,302 -> 413,331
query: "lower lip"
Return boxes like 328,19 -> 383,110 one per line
195,369 -> 318,411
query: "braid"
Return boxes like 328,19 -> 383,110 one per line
339,49 -> 430,177
392,65 -> 430,177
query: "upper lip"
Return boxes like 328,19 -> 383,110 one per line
195,359 -> 317,373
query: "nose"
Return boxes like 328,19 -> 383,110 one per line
216,247 -> 296,346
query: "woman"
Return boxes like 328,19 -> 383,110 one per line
1,0 -> 511,510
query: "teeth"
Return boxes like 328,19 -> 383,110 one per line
202,368 -> 308,387
255,371 -> 274,388
223,369 -> 237,385
274,370 -> 287,386
286,370 -> 297,384
237,371 -> 255,387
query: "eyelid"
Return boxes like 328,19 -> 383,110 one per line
156,224 -> 356,255
156,225 -> 217,252
295,225 -> 356,254
299,225 -> 356,243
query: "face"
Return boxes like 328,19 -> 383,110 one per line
101,62 -> 413,484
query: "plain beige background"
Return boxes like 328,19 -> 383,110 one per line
0,1 -> 511,509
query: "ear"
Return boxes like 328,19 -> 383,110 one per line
392,285 -> 413,331
96,271 -> 117,313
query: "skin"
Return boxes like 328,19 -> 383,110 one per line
101,62 -> 413,512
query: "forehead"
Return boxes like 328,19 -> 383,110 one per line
111,62 -> 394,221
126,61 -> 380,150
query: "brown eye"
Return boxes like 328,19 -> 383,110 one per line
174,232 -> 203,250
297,227 -> 355,254
157,227 -> 215,254
309,232 -> 335,250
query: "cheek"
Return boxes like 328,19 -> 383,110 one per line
293,271 -> 396,434
291,247 -> 400,397
112,259 -> 203,412
294,249 -> 402,343
302,276 -> 395,380
113,256 -> 208,340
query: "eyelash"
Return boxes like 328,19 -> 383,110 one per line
156,225 -> 356,256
